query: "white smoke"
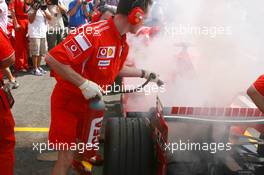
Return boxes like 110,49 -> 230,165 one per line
127,0 -> 264,107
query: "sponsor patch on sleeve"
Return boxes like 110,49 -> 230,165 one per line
64,39 -> 82,58
97,46 -> 116,59
74,34 -> 92,51
63,34 -> 92,59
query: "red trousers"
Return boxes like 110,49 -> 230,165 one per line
49,83 -> 104,158
14,18 -> 28,70
0,90 -> 15,175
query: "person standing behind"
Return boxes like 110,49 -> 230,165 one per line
105,0 -> 119,6
47,0 -> 67,51
9,0 -> 29,72
0,0 -> 19,89
28,5 -> 52,76
68,0 -> 90,28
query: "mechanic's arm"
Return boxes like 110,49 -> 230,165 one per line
68,0 -> 82,16
28,9 -> 38,23
0,55 -> 15,69
119,66 -> 164,85
118,65 -> 142,78
57,1 -> 67,14
82,4 -> 90,17
45,55 -> 85,87
43,9 -> 52,21
9,7 -> 21,31
45,55 -> 103,98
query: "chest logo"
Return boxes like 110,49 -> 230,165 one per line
97,46 -> 116,59
98,60 -> 111,67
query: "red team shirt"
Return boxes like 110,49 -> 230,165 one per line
48,18 -> 129,146
48,18 -> 129,92
254,75 -> 264,96
0,29 -> 15,80
9,0 -> 28,18
0,23 -> 15,175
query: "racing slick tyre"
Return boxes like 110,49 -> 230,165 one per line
208,164 -> 225,175
103,117 -> 155,175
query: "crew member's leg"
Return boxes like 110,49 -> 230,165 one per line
52,151 -> 74,175
0,104 -> 16,175
0,25 -> 16,175
49,85 -> 80,175
14,19 -> 28,71
37,38 -> 47,74
29,38 -> 43,76
3,67 -> 19,89
49,84 -> 104,175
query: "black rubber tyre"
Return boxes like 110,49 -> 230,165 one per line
103,117 -> 155,175
208,164 -> 225,175
257,133 -> 264,157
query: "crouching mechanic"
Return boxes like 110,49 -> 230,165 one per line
248,75 -> 264,114
0,13 -> 16,175
45,0 -> 160,174
247,75 -> 264,156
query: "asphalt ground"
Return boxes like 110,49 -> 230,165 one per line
7,66 -> 121,175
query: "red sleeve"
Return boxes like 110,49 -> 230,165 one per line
8,0 -> 15,10
253,75 -> 264,96
48,33 -> 95,65
0,30 -> 14,62
118,44 -> 129,71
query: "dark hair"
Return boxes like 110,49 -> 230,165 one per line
116,0 -> 153,15
99,5 -> 116,15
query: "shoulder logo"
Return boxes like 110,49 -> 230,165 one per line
74,34 -> 92,51
97,46 -> 116,59
64,39 -> 82,58
63,34 -> 92,59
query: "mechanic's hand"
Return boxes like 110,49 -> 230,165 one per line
15,24 -> 21,31
31,3 -> 40,10
79,80 -> 103,100
77,0 -> 82,5
141,70 -> 164,86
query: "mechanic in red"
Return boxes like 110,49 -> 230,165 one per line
247,76 -> 264,156
248,75 -> 264,114
0,2 -> 16,174
45,0 -> 160,174
9,0 -> 29,71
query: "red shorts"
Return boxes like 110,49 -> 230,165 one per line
49,83 -> 104,147
0,89 -> 15,175
253,75 -> 264,96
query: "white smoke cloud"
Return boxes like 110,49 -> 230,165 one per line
127,0 -> 264,107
